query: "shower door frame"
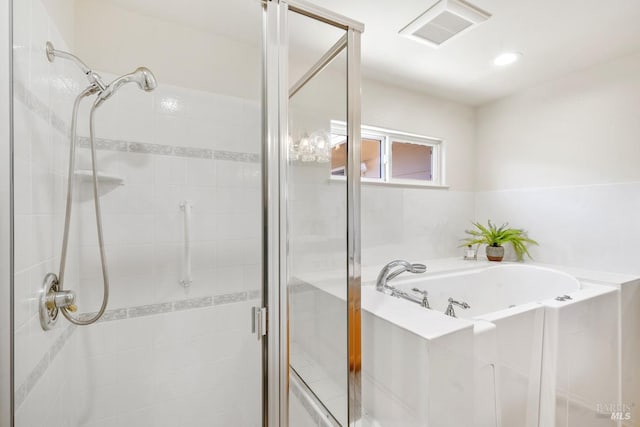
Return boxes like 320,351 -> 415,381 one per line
1,0 -> 12,426
262,1 -> 363,426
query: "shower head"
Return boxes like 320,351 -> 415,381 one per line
97,67 -> 157,105
129,67 -> 158,92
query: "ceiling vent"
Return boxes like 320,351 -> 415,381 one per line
399,0 -> 491,48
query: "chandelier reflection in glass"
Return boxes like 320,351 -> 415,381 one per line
289,130 -> 331,162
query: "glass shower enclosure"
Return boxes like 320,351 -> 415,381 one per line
2,0 -> 362,426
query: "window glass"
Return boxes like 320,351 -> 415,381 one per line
391,141 -> 433,181
331,138 -> 382,178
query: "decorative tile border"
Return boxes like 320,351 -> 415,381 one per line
77,136 -> 128,152
77,136 -> 217,160
15,79 -> 260,163
16,289 -> 260,409
14,80 -> 66,135
79,289 -> 260,324
174,146 -> 213,159
15,323 -> 76,409
173,296 -> 212,311
214,150 -> 260,163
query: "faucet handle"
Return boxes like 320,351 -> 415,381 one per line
412,287 -> 428,296
448,297 -> 470,309
413,288 -> 431,309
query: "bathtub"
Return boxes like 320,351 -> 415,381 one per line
387,263 -> 620,427
393,264 -> 580,318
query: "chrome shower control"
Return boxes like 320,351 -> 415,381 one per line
39,273 -> 78,330
45,290 -> 76,311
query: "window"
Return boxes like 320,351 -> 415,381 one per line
330,122 -> 444,186
391,141 -> 433,181
331,137 -> 383,179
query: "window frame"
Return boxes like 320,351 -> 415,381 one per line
330,121 -> 447,188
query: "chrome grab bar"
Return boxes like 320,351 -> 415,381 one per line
180,201 -> 193,287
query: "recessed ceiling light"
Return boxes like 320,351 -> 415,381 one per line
493,52 -> 522,66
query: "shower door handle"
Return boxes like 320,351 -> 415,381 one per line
252,307 -> 267,339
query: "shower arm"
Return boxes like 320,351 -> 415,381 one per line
46,41 -> 107,91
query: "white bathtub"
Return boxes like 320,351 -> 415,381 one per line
393,264 -> 580,319
293,261 -> 624,427
388,263 -> 619,427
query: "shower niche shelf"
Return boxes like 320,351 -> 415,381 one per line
74,170 -> 124,186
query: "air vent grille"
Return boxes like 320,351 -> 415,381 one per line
400,0 -> 491,47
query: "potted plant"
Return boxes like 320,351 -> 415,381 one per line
461,221 -> 538,262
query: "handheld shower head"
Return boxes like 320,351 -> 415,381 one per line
131,67 -> 158,92
97,67 -> 157,105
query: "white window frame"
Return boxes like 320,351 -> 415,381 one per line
330,121 -> 447,188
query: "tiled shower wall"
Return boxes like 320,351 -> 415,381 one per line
73,72 -> 261,312
69,77 -> 263,426
13,0 -> 84,424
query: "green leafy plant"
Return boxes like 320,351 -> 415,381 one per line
461,220 -> 538,261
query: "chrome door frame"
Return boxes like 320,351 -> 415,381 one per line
262,1 -> 288,426
1,0 -> 13,426
262,1 -> 363,425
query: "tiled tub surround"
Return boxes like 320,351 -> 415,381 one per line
290,273 -> 475,427
475,182 -> 640,275
361,185 -> 475,267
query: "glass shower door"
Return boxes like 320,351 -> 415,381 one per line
10,1 -> 265,426
287,15 -> 349,425
265,2 -> 363,425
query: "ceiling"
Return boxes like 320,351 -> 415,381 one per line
101,0 -> 640,105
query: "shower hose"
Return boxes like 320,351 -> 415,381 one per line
57,84 -> 110,325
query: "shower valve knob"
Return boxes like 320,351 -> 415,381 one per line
44,289 -> 77,311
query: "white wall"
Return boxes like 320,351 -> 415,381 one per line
476,52 -> 640,192
361,80 -> 476,265
363,79 -> 476,191
475,51 -> 640,274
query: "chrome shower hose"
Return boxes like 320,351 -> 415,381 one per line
58,85 -> 110,326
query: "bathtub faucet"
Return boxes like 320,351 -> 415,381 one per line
445,297 -> 470,318
376,260 -> 427,294
386,287 -> 432,309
